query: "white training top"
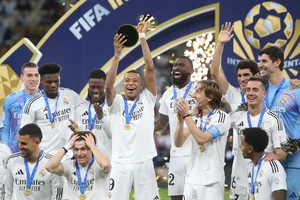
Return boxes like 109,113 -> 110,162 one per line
108,89 -> 157,163
5,151 -> 63,200
224,84 -> 245,111
230,108 -> 287,188
20,88 -> 84,155
74,101 -> 112,158
0,142 -> 11,199
247,158 -> 287,200
62,158 -> 108,200
159,83 -> 196,157
186,110 -> 230,185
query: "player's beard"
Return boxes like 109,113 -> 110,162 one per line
172,72 -> 190,86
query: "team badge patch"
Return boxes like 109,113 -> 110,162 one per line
64,98 -> 69,104
39,168 -> 46,177
259,170 -> 264,178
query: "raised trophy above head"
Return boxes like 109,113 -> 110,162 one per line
117,14 -> 157,47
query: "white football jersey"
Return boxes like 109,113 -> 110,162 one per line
230,108 -> 287,188
108,89 -> 157,163
224,84 -> 245,111
186,110 -> 230,185
247,158 -> 287,200
21,88 -> 84,155
62,158 -> 108,200
159,83 -> 196,157
74,101 -> 112,158
5,151 -> 63,200
0,142 -> 11,200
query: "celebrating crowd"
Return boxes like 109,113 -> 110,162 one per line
0,21 -> 299,200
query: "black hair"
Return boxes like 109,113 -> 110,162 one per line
177,55 -> 193,69
19,123 -> 43,142
89,69 -> 106,80
38,63 -> 62,77
247,77 -> 267,91
235,60 -> 259,75
243,128 -> 268,152
259,46 -> 284,70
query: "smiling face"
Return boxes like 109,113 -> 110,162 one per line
237,68 -> 254,90
192,83 -> 211,108
123,72 -> 142,101
21,67 -> 40,92
41,74 -> 60,98
245,80 -> 266,107
258,54 -> 280,78
172,57 -> 193,87
88,78 -> 105,104
18,135 -> 40,158
73,140 -> 93,167
240,136 -> 251,159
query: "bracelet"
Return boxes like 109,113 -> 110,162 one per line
139,33 -> 146,39
183,114 -> 191,119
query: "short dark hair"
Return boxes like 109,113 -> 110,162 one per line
177,55 -> 193,69
70,131 -> 97,145
243,128 -> 268,152
235,60 -> 259,75
38,63 -> 62,77
197,80 -> 222,109
248,77 -> 267,91
259,46 -> 284,70
19,123 -> 43,141
89,69 -> 106,80
21,62 -> 38,75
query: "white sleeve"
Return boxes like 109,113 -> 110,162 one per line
269,161 -> 287,192
271,115 -> 287,148
141,88 -> 156,107
51,174 -> 64,200
62,159 -> 72,178
107,95 -> 122,114
158,91 -> 168,116
4,160 -> 13,200
223,84 -> 237,103
20,102 -> 35,128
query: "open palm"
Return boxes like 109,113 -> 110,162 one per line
218,22 -> 234,43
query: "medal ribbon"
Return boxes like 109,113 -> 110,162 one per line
75,157 -> 95,195
199,109 -> 215,132
265,78 -> 286,109
88,100 -> 106,130
123,97 -> 140,125
173,82 -> 193,101
24,150 -> 42,190
43,90 -> 60,124
251,153 -> 265,196
247,107 -> 266,128
241,91 -> 246,104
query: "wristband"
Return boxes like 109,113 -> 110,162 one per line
183,114 -> 191,119
63,143 -> 72,152
62,147 -> 68,154
139,33 -> 146,39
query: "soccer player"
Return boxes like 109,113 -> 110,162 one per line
155,56 -> 195,200
2,62 -> 40,153
241,128 -> 287,200
210,22 -> 260,111
105,21 -> 160,199
45,131 -> 111,200
0,141 -> 11,199
174,80 -> 231,200
230,77 -> 287,200
258,46 -> 300,199
71,69 -> 111,158
5,123 -> 63,200
20,63 -> 84,155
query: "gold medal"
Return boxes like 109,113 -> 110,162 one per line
79,194 -> 86,200
50,123 -> 54,129
251,194 -> 255,200
199,145 -> 205,152
24,188 -> 31,195
124,124 -> 131,130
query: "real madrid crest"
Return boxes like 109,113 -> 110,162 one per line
39,168 -> 46,177
259,170 -> 264,178
138,100 -> 143,106
64,98 -> 69,104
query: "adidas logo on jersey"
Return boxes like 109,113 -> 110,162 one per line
237,121 -> 244,126
14,105 -> 22,110
82,111 -> 88,116
43,107 -> 48,112
153,195 -> 159,200
16,169 -> 24,175
288,192 -> 298,199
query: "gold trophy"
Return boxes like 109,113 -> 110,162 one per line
117,14 -> 157,47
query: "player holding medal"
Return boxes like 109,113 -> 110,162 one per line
105,21 -> 159,199
5,124 -> 63,200
174,80 -> 230,200
46,131 -> 111,200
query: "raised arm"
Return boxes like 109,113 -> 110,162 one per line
137,21 -> 156,96
154,113 -> 169,132
84,134 -> 111,174
105,34 -> 126,106
210,22 -> 234,95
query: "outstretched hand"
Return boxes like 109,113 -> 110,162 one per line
68,119 -> 80,132
218,22 -> 234,44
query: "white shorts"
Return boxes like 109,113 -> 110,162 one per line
229,176 -> 248,200
184,182 -> 224,200
168,156 -> 189,196
108,159 -> 159,200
